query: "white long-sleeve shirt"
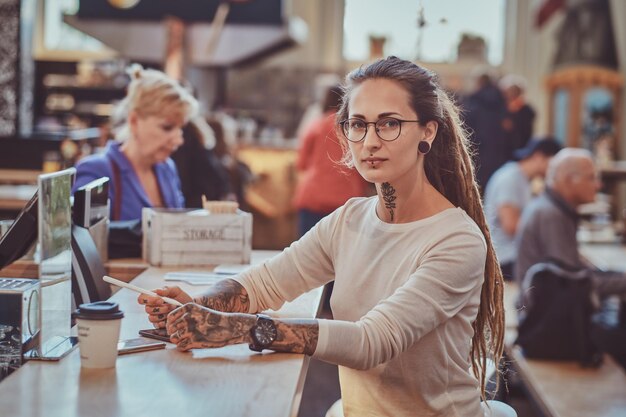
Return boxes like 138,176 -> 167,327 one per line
235,197 -> 487,417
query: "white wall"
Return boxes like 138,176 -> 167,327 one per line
262,0 -> 345,71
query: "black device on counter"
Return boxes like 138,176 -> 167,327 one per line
138,328 -> 172,343
73,176 -> 110,228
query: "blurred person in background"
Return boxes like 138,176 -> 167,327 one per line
515,148 -> 626,293
172,116 -> 234,208
208,117 -> 254,212
293,84 -> 369,237
73,64 -> 198,221
500,74 -> 536,156
515,148 -> 626,367
463,71 -> 508,192
484,138 -> 561,280
295,74 -> 342,142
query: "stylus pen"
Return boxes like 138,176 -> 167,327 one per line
103,275 -> 184,307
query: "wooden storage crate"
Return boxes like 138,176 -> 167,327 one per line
142,208 -> 252,266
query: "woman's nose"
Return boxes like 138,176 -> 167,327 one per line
363,126 -> 382,150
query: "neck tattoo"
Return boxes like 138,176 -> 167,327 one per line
381,182 -> 397,221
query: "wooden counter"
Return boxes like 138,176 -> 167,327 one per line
0,169 -> 41,185
0,257 -> 148,283
0,252 -> 323,417
510,345 -> 626,417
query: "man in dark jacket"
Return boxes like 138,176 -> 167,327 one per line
463,73 -> 508,192
500,74 -> 536,155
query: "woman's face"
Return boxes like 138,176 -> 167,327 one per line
346,78 -> 433,185
130,112 -> 185,164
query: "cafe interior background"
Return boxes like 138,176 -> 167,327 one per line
0,0 -> 625,416
1,0 -> 622,247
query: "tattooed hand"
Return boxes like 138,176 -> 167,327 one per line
167,303 -> 256,351
137,286 -> 193,329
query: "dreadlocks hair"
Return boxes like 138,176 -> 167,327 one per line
335,56 -> 505,399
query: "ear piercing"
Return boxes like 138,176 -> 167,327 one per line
418,140 -> 431,154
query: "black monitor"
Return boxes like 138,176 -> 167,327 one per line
72,177 -> 110,228
71,224 -> 110,307
0,191 -> 38,270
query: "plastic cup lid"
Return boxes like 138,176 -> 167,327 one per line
73,301 -> 124,320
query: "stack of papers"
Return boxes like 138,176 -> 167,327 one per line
164,264 -> 252,285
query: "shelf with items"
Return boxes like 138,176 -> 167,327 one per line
34,60 -> 130,128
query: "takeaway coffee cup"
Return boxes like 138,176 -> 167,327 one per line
73,301 -> 124,368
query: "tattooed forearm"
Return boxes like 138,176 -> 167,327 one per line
381,182 -> 397,222
270,319 -> 319,356
169,304 -> 256,350
168,303 -> 319,354
194,279 -> 250,313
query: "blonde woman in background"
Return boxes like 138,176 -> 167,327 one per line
73,64 -> 198,221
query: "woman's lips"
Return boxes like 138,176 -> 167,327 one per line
362,157 -> 387,168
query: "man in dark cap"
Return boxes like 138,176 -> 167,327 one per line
484,137 -> 562,280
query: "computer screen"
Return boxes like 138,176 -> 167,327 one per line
38,168 -> 75,284
38,168 -> 75,349
0,191 -> 38,270
72,177 -> 110,228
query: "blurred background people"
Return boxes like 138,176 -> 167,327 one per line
514,148 -> 626,367
172,115 -> 234,208
515,148 -> 626,294
208,117 -> 254,211
484,138 -> 561,280
500,74 -> 536,156
73,64 -> 198,221
293,84 -> 369,237
463,71 -> 508,192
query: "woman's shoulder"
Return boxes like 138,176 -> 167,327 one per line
76,142 -> 121,169
313,196 -> 373,233
75,151 -> 111,173
338,196 -> 374,214
437,208 -> 487,250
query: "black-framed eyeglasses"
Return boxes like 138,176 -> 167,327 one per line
339,117 -> 421,143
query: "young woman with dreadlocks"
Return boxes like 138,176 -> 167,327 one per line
138,56 -> 507,417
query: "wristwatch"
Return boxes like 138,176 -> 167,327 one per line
249,314 -> 277,352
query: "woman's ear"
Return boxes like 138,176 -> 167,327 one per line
128,111 -> 138,127
423,120 -> 438,144
128,111 -> 140,137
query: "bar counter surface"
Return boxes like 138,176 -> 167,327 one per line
0,251 -> 323,417
0,257 -> 149,283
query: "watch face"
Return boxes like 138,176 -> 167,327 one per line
254,319 -> 277,347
